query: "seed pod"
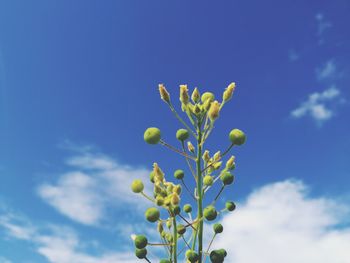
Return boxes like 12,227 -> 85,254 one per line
229,129 -> 246,146
144,127 -> 161,144
191,87 -> 200,103
213,223 -> 223,234
174,169 -> 184,180
176,129 -> 189,141
135,248 -> 147,259
155,196 -> 164,206
201,92 -> 215,103
223,82 -> 235,103
209,249 -> 224,263
145,207 -> 160,223
177,224 -> 186,235
183,204 -> 192,213
131,179 -> 144,193
158,84 -> 170,103
203,205 -> 218,221
172,205 -> 181,215
134,235 -> 148,249
220,172 -> 234,185
203,175 -> 214,186
186,250 -> 199,263
226,201 -> 236,211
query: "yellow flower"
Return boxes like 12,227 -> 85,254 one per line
158,83 -> 170,103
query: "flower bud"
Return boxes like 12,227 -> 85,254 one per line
187,141 -> 195,153
186,250 -> 199,262
201,92 -> 215,103
191,87 -> 200,103
165,233 -> 173,242
172,205 -> 181,215
144,127 -> 161,144
203,98 -> 212,111
145,207 -> 160,223
203,175 -> 214,186
183,204 -> 192,213
171,193 -> 180,205
155,196 -> 164,206
213,223 -> 223,234
166,219 -> 172,228
226,156 -> 236,170
158,83 -> 170,103
179,85 -> 189,104
203,205 -> 217,221
153,163 -> 164,182
193,104 -> 201,115
223,82 -> 235,103
225,201 -> 236,211
202,150 -> 210,162
135,248 -> 147,259
134,235 -> 148,249
213,161 -> 222,170
149,171 -> 155,183
131,179 -> 144,193
213,151 -> 221,162
157,221 -> 164,233
208,100 -> 220,121
174,169 -> 184,180
229,129 -> 246,146
173,185 -> 182,195
176,129 -> 189,141
177,224 -> 186,235
220,172 -> 234,185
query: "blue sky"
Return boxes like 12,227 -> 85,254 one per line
0,1 -> 350,262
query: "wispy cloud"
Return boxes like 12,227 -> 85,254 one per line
316,60 -> 337,81
0,213 -> 136,263
288,49 -> 300,62
291,86 -> 342,123
214,180 -> 350,263
37,150 -> 152,225
315,13 -> 332,44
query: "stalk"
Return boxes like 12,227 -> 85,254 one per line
196,121 -> 204,262
172,216 -> 178,263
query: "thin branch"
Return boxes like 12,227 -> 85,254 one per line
181,141 -> 197,181
203,234 -> 216,263
169,104 -> 196,137
160,140 -> 196,161
181,179 -> 196,201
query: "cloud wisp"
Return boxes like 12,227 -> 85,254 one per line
37,151 -> 152,225
213,180 -> 350,263
290,86 -> 342,123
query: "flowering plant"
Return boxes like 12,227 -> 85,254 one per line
131,83 -> 246,263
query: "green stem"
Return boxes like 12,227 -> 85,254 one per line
181,141 -> 197,181
196,121 -> 204,263
203,233 -> 216,263
211,185 -> 225,205
173,216 -> 178,263
169,104 -> 196,137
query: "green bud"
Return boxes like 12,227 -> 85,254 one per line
159,84 -> 170,104
229,129 -> 246,145
187,141 -> 195,153
213,223 -> 223,234
183,204 -> 192,213
220,172 -> 234,185
226,201 -> 236,211
203,205 -> 217,221
134,235 -> 148,249
176,129 -> 189,141
131,179 -> 144,193
174,169 -> 184,180
144,127 -> 161,144
186,250 -> 199,262
191,87 -> 200,103
149,171 -> 155,183
155,196 -> 164,206
145,207 -> 160,223
160,259 -> 171,263
225,156 -> 236,170
208,101 -> 220,121
180,85 -> 189,105
172,205 -> 181,215
223,82 -> 235,103
201,92 -> 215,103
203,175 -> 214,186
173,185 -> 182,195
177,224 -> 186,235
217,249 -> 227,258
210,249 -> 224,263
135,248 -> 147,259
171,193 -> 180,205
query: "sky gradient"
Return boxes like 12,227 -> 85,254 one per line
0,1 -> 350,262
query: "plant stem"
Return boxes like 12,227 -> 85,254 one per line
203,233 -> 216,263
169,104 -> 196,137
160,140 -> 196,160
172,216 -> 178,263
196,121 -> 204,263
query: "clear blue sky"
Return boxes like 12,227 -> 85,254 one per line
0,1 -> 349,262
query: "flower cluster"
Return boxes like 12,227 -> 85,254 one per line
131,83 -> 246,263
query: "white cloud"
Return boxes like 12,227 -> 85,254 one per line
291,86 -> 342,123
37,151 -> 152,225
315,13 -> 332,44
0,257 -> 12,263
213,180 -> 350,263
316,60 -> 337,81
